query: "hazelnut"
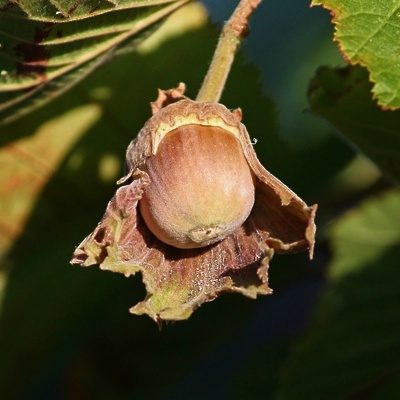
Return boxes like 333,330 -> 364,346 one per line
139,123 -> 255,249
71,86 -> 317,323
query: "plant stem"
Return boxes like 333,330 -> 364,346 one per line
195,0 -> 262,103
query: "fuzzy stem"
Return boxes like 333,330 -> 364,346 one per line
196,0 -> 262,103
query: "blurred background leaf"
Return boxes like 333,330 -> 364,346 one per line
278,188 -> 400,400
308,65 -> 400,183
312,0 -> 400,109
0,0 -> 189,124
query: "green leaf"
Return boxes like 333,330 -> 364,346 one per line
308,65 -> 400,182
0,103 -> 103,258
312,0 -> 400,109
329,188 -> 400,281
0,0 -> 189,124
0,50 -> 111,124
279,189 -> 400,400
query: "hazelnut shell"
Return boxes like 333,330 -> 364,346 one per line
139,124 -> 255,249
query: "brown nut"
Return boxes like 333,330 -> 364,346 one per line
139,123 -> 255,249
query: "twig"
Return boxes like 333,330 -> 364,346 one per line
195,0 -> 262,103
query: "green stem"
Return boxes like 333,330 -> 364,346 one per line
196,0 -> 262,103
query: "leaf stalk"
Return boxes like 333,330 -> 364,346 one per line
195,0 -> 262,103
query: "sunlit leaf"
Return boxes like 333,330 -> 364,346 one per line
0,0 -> 189,124
0,104 -> 102,258
312,0 -> 400,109
308,65 -> 400,182
279,188 -> 400,400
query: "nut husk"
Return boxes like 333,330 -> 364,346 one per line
71,85 -> 317,323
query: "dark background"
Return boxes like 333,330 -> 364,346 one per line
1,1 -> 399,399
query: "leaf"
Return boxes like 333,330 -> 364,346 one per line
312,0 -> 400,109
0,103 -> 102,258
308,65 -> 400,182
329,188 -> 400,281
0,0 -> 189,124
0,50 -> 111,125
278,188 -> 400,399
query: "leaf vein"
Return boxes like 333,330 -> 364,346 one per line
351,6 -> 400,56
